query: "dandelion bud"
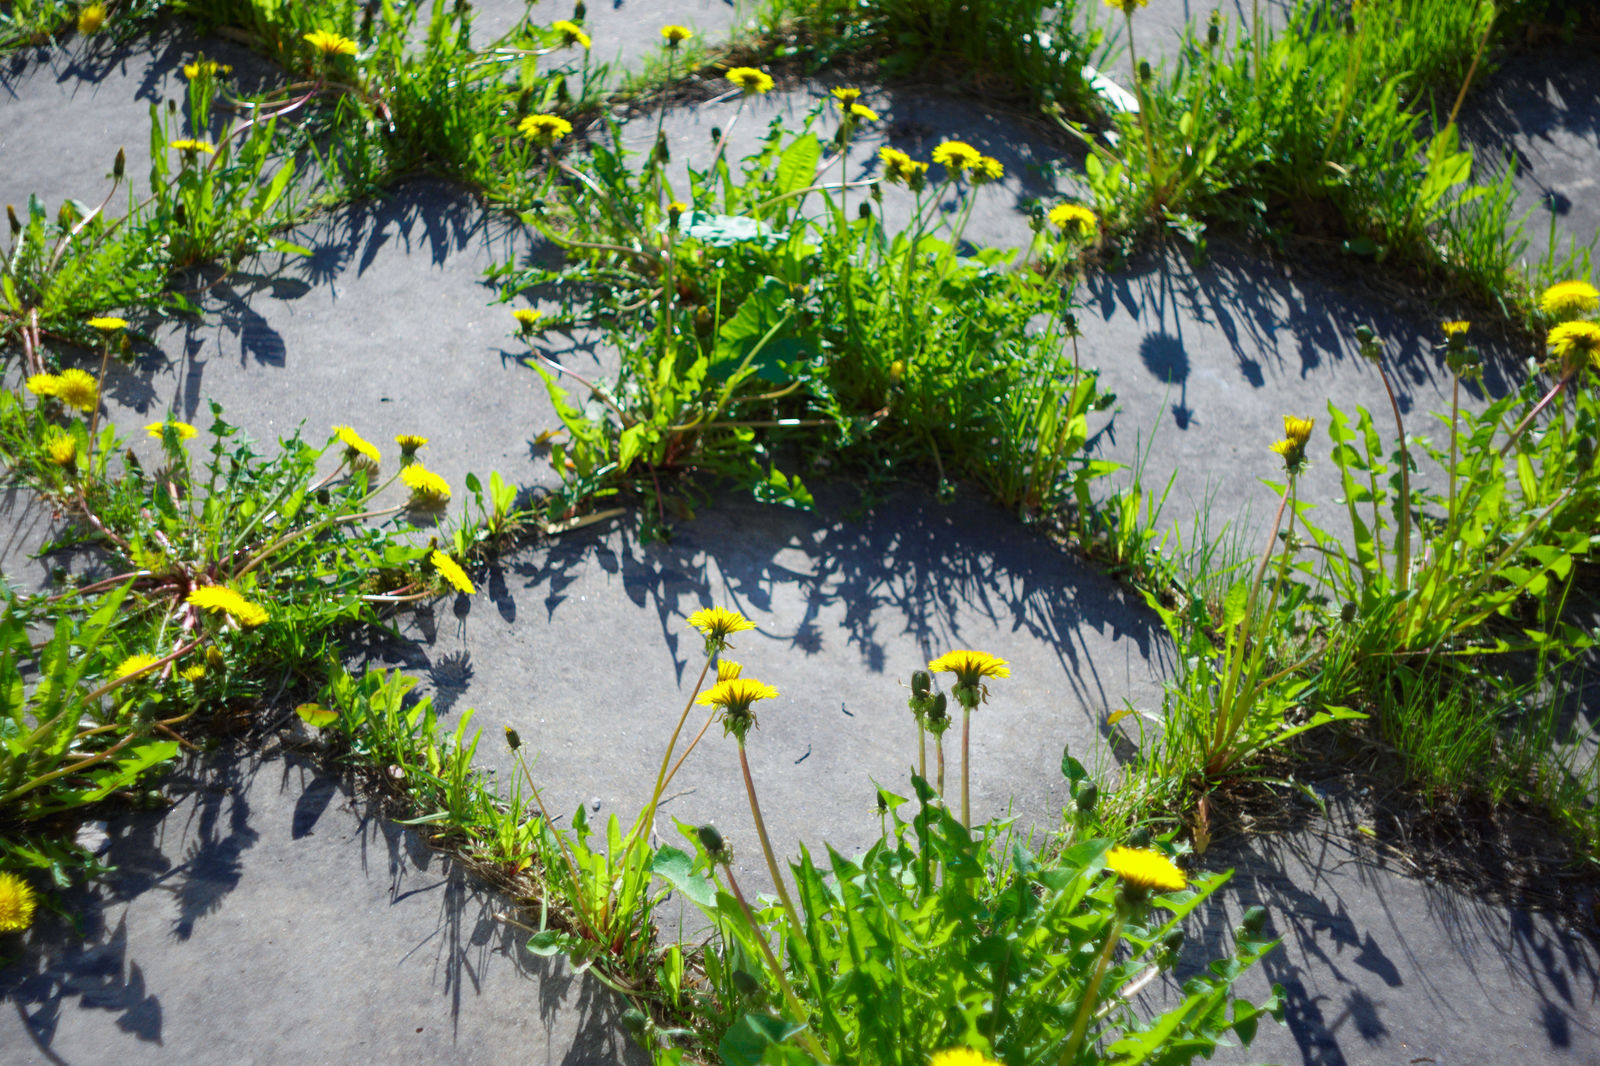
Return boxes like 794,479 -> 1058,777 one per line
1207,11 -> 1221,47
1074,780 -> 1098,813
114,147 -> 125,181
573,0 -> 586,22
504,725 -> 522,750
858,201 -> 871,221
168,99 -> 178,114
889,359 -> 905,382
1237,905 -> 1268,939
556,77 -> 571,104
1162,928 -> 1185,953
911,670 -> 931,697
696,823 -> 730,863
7,205 -> 19,235
1340,601 -> 1357,624
1128,825 -> 1151,847
653,131 -> 670,165
360,5 -> 375,37
710,126 -> 722,144
1138,59 -> 1151,83
1353,323 -> 1382,363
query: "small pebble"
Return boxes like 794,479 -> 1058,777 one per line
590,797 -> 601,812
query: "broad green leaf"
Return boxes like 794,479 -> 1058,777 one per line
775,133 -> 821,197
296,703 -> 339,728
651,846 -> 716,907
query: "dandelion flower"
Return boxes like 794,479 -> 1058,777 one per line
696,677 -> 779,739
927,650 -> 1010,687
831,86 -> 862,107
146,421 -> 198,440
928,1051 -> 1002,1066
184,59 -> 233,80
53,369 -> 99,414
716,659 -> 743,682
87,316 -> 127,332
552,19 -> 591,49
1104,0 -> 1150,12
661,24 -> 693,46
519,113 -> 572,145
26,374 -> 61,400
169,138 -> 216,155
879,147 -> 927,187
847,103 -> 878,123
304,30 -> 358,56
687,606 -> 756,646
430,550 -> 475,595
78,4 -> 106,35
45,431 -> 77,467
1282,415 -> 1314,445
931,140 -> 982,174
333,424 -> 380,469
1548,320 -> 1600,366
1441,320 -> 1470,338
726,67 -> 774,95
512,308 -> 543,329
402,463 -> 451,506
972,155 -> 1004,183
1048,202 -> 1098,238
182,664 -> 207,682
1538,280 -> 1599,319
187,586 -> 270,627
1106,845 -> 1186,894
115,653 -> 162,680
0,872 -> 37,933
395,434 -> 429,454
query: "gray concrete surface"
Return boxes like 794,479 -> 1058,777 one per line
0,749 -> 645,1066
466,0 -> 752,71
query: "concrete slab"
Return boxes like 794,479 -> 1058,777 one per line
360,485 -> 1171,896
0,748 -> 645,1066
1459,40 -> 1600,281
0,27 -> 282,221
1191,809 -> 1600,1065
1086,0 -> 1297,83
465,0 -> 753,73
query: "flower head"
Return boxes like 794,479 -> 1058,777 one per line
182,664 -> 207,682
1106,845 -> 1186,896
687,606 -> 756,653
402,463 -> 451,507
519,113 -> 573,145
26,374 -> 61,400
847,102 -> 878,123
304,30 -> 358,56
1048,202 -> 1097,239
716,659 -> 743,682
146,421 -> 198,441
971,155 -> 1004,184
1548,320 -> 1600,370
928,1051 -> 1001,1066
1539,280 -> 1599,319
879,147 -> 928,189
187,586 -> 270,627
696,677 -> 779,742
0,872 -> 37,933
831,86 -> 862,107
1282,415 -> 1314,446
927,650 -> 1010,686
512,308 -> 543,330
53,369 -> 99,414
169,138 -> 216,155
931,140 -> 982,174
1104,0 -> 1149,13
1270,415 -> 1315,472
115,653 -> 162,680
661,24 -> 693,46
430,550 -> 475,595
395,433 -> 429,455
45,431 -> 77,467
1441,320 -> 1470,338
552,19 -> 591,49
87,316 -> 127,332
78,4 -> 106,35
333,424 -> 380,471
184,59 -> 233,80
726,67 -> 774,95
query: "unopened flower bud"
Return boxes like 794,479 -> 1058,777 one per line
1074,780 -> 1098,813
1128,825 -> 1151,847
911,670 -> 930,697
858,201 -> 871,221
1207,11 -> 1221,47
1162,928 -> 1185,953
6,205 -> 19,235
114,147 -> 126,181
654,131 -> 670,165
573,0 -> 586,21
1138,59 -> 1151,83
696,823 -> 730,863
1237,905 -> 1268,939
710,126 -> 723,145
504,725 -> 522,750
1340,601 -> 1357,624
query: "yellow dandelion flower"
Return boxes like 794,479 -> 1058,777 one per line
1548,320 -> 1600,364
695,677 -> 779,727
972,155 -> 1004,183
115,653 -> 162,680
1106,845 -> 1186,894
848,102 -> 878,122
927,649 -> 1010,687
395,434 -> 429,453
931,140 -> 982,174
332,424 -> 380,468
661,24 -> 693,46
1282,415 -> 1314,445
304,30 -> 358,56
78,4 -> 106,35
726,67 -> 774,95
878,147 -> 927,186
687,606 -> 757,642
1104,0 -> 1150,13
519,113 -> 572,145
1441,320 -> 1470,338
45,431 -> 77,467
182,664 -> 207,682
430,550 -> 475,595
183,59 -> 233,80
929,1051 -> 1001,1066
53,368 -> 99,413
146,421 -> 198,441
25,374 -> 61,400
1048,202 -> 1098,239
512,308 -> 543,329
0,871 -> 38,933
552,19 -> 591,49
168,139 -> 217,155
716,659 -> 743,682
831,86 -> 862,107
187,586 -> 270,627
402,463 -> 451,505
87,316 -> 127,332
1538,280 -> 1600,319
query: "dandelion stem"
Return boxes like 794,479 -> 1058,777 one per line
960,707 -> 972,829
719,860 -> 827,1060
1060,910 -> 1125,1066
740,740 -> 801,934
